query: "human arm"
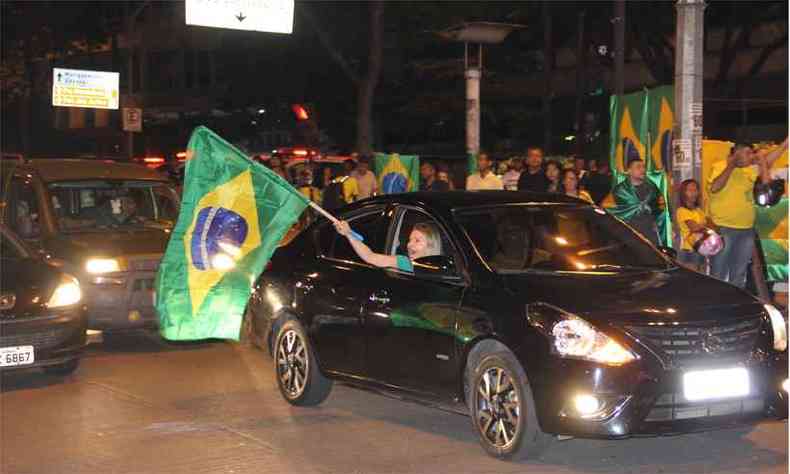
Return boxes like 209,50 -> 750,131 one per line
757,137 -> 788,171
709,156 -> 738,194
334,220 -> 397,268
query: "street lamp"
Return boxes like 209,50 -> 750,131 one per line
436,22 -> 525,155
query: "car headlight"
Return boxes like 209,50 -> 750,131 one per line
47,275 -> 82,308
764,304 -> 788,352
85,258 -> 121,274
528,304 -> 636,366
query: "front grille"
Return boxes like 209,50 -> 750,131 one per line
129,258 -> 160,272
0,328 -> 72,348
645,392 -> 764,422
132,278 -> 156,291
625,316 -> 763,366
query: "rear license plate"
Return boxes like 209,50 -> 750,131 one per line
0,345 -> 35,367
683,367 -> 750,401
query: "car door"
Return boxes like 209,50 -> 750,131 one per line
363,207 -> 466,399
301,206 -> 389,378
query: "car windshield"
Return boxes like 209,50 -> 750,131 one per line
455,205 -> 672,273
48,180 -> 179,232
0,232 -> 28,260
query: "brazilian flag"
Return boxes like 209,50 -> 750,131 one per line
374,153 -> 420,193
646,85 -> 674,173
155,127 -> 309,341
608,89 -> 672,247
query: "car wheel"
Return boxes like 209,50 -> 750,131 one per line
274,319 -> 332,406
43,358 -> 80,376
468,349 -> 551,460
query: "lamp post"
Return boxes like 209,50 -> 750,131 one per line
436,22 -> 525,156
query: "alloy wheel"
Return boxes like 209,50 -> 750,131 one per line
475,366 -> 521,449
277,329 -> 308,398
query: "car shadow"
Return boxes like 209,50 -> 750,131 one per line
321,384 -> 786,472
84,330 -> 219,355
0,370 -> 76,392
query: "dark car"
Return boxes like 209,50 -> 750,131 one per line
1,225 -> 87,375
248,191 -> 788,460
0,159 -> 179,332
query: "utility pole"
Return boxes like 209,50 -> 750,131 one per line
124,1 -> 149,161
465,46 -> 481,156
673,0 -> 705,185
542,2 -> 553,154
613,0 -> 625,96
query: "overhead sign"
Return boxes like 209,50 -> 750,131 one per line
186,0 -> 294,34
52,68 -> 120,110
123,107 -> 143,132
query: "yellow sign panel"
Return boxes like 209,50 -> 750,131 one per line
52,68 -> 120,110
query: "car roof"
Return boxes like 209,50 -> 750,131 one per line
348,191 -> 587,213
2,159 -> 169,183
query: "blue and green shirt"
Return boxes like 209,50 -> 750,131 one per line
395,254 -> 413,272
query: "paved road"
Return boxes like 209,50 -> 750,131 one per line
1,332 -> 787,474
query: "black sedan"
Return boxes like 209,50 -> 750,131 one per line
247,191 -> 788,460
0,225 -> 86,375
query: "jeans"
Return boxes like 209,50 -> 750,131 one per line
710,226 -> 755,288
678,250 -> 705,270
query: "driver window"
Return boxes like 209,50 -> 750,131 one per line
390,209 -> 456,275
7,176 -> 41,240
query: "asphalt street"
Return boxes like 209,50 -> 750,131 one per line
1,331 -> 787,474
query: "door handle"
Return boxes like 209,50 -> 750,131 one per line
369,292 -> 390,305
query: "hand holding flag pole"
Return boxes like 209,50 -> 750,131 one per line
307,201 -> 364,242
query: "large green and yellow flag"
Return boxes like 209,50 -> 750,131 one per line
646,85 -> 675,173
607,89 -> 672,247
374,153 -> 420,193
156,126 -> 309,341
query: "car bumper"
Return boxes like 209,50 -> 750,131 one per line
0,305 -> 87,371
533,353 -> 788,438
84,271 -> 159,331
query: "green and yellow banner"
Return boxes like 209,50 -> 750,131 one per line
374,153 -> 420,194
607,88 -> 673,247
156,126 -> 309,341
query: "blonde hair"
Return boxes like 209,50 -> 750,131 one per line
412,223 -> 442,256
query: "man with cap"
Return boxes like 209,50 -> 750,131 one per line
612,155 -> 664,246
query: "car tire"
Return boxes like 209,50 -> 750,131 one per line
274,319 -> 332,406
43,358 -> 80,376
468,349 -> 551,460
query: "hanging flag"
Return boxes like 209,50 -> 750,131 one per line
155,126 -> 309,341
607,89 -> 672,247
609,90 -> 649,174
647,85 -> 675,173
374,153 -> 420,193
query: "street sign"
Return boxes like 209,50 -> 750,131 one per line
185,0 -> 294,34
123,108 -> 143,132
52,68 -> 120,110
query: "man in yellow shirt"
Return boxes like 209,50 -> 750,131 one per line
708,139 -> 787,287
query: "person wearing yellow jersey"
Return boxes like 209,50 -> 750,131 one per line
708,139 -> 787,287
675,179 -> 708,271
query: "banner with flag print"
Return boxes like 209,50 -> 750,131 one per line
155,126 -> 309,341
374,153 -> 420,194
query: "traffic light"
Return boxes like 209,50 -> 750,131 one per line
291,104 -> 309,121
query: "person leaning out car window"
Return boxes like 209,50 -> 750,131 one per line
333,220 -> 441,272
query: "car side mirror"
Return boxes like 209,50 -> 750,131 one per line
412,255 -> 460,281
658,246 -> 677,260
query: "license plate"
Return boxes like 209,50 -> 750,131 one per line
0,345 -> 35,367
683,367 -> 750,401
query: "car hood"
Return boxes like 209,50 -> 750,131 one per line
501,268 -> 763,323
0,258 -> 61,316
46,228 -> 170,261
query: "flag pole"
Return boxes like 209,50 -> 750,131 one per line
307,201 -> 364,241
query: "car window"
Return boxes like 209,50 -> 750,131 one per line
7,176 -> 42,240
0,231 -> 28,259
47,180 -> 179,232
456,205 -> 669,273
390,208 -> 458,275
318,209 -> 386,264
